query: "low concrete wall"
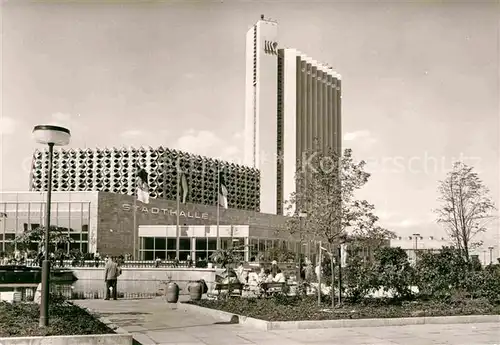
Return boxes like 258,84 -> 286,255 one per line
0,334 -> 133,345
71,267 -> 217,297
180,303 -> 500,331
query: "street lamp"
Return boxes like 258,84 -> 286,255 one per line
488,246 -> 494,265
32,125 -> 71,328
412,233 -> 420,264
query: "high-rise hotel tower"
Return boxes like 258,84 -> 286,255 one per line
244,16 -> 342,215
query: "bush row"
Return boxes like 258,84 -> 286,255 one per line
321,246 -> 500,304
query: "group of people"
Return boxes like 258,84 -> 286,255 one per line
228,260 -> 287,288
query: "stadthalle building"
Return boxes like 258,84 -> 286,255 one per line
0,147 -> 305,261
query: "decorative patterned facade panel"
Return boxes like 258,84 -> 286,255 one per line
29,147 -> 260,212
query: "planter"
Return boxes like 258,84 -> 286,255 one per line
166,282 -> 179,303
188,282 -> 203,301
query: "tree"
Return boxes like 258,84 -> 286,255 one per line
285,146 -> 395,246
209,246 -> 243,268
434,162 -> 496,263
14,226 -> 73,252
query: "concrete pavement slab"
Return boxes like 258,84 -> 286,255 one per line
73,299 -> 500,345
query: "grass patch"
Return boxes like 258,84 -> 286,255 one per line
0,299 -> 114,337
189,295 -> 500,322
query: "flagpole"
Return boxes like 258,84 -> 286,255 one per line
216,165 -> 220,250
176,159 -> 180,260
133,191 -> 137,260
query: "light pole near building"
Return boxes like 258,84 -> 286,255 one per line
33,125 -> 71,328
412,233 -> 420,264
488,246 -> 494,265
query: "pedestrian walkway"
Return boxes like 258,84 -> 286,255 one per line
74,298 -> 500,345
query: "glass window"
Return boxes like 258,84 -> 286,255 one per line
167,238 -> 176,250
142,251 -> 154,261
178,251 -> 190,261
155,250 -> 166,260
196,238 -> 207,251
207,251 -> 215,261
207,239 -> 217,250
70,233 -> 81,242
142,237 -> 155,250
179,238 -> 191,251
220,238 -> 231,250
155,237 -> 166,250
69,203 -> 82,232
196,251 -> 208,260
258,239 -> 265,252
5,234 -> 15,241
232,238 -> 244,249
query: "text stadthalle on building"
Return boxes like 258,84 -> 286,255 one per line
121,203 -> 209,220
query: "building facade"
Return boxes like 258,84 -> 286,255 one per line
277,49 -> 342,214
29,147 -> 260,211
0,191 -> 316,262
244,17 -> 342,215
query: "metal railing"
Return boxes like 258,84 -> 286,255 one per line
24,259 -> 201,269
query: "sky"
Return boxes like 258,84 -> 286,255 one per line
0,0 -> 499,255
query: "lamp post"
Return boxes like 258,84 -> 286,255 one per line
412,233 -> 420,264
488,246 -> 494,265
298,212 -> 307,282
337,234 -> 347,306
33,125 -> 71,328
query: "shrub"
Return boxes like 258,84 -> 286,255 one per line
415,247 -> 468,300
373,247 -> 415,299
476,265 -> 500,303
343,251 -> 376,302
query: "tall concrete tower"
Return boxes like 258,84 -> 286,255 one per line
244,15 -> 279,215
244,17 -> 342,216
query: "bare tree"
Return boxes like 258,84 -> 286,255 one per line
435,162 -> 496,263
285,146 -> 394,246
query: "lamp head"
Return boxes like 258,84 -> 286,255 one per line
32,125 -> 71,146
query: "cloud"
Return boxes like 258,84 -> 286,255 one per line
377,210 -> 396,221
344,130 -> 376,142
170,129 -> 243,163
120,130 -> 144,138
0,117 -> 17,135
48,112 -> 89,132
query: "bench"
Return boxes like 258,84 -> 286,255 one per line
260,282 -> 287,297
210,282 -> 244,298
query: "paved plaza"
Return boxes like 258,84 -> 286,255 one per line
74,298 -> 500,345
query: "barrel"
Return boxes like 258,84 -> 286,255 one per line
188,282 -> 202,301
166,282 -> 179,303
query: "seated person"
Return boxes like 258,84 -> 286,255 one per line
257,267 -> 267,282
264,269 -> 274,283
273,269 -> 286,283
239,269 -> 249,284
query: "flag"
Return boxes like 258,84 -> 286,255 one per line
218,171 -> 228,209
179,172 -> 189,204
136,167 -> 149,204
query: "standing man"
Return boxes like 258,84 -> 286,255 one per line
104,256 -> 121,300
